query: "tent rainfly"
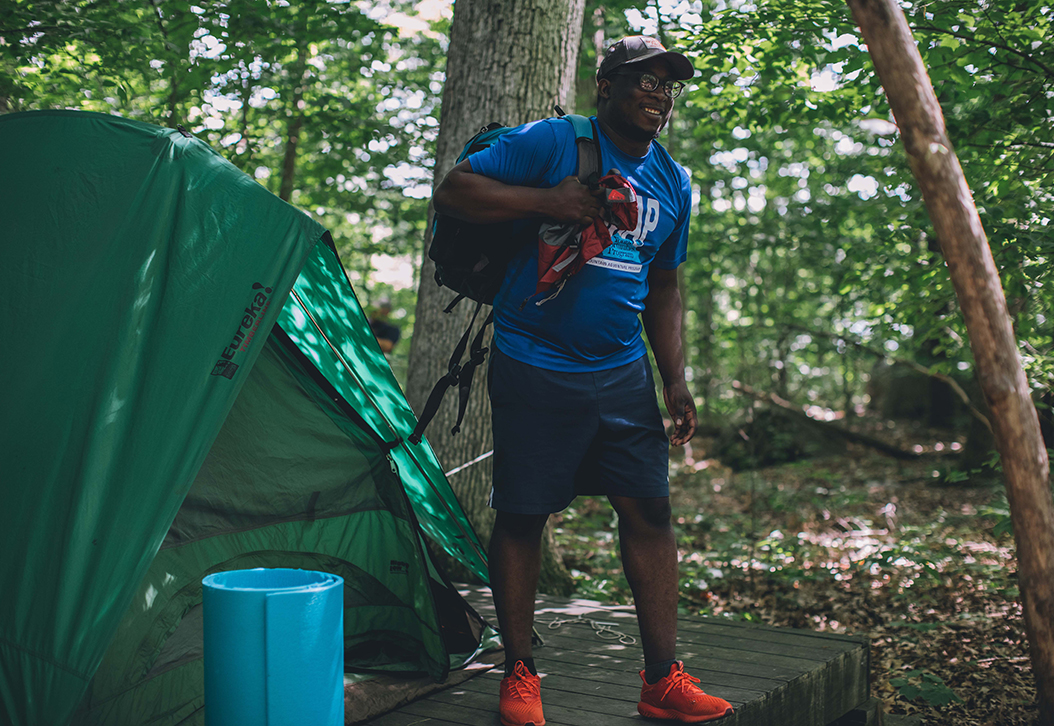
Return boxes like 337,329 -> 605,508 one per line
0,110 -> 492,726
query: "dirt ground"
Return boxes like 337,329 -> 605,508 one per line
555,422 -> 1036,725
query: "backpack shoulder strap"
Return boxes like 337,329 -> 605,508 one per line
563,113 -> 593,141
564,113 -> 602,188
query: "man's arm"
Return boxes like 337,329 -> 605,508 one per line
433,160 -> 603,226
642,265 -> 696,446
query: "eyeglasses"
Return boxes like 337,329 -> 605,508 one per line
610,71 -> 685,99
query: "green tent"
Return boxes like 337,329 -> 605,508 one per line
0,110 -> 491,726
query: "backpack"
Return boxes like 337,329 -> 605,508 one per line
408,111 -> 602,445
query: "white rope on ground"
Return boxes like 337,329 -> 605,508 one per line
540,616 -> 638,646
444,449 -> 494,478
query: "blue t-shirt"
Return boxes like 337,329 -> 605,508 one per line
469,117 -> 691,372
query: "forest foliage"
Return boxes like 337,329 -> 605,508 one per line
5,0 -> 1048,439
2,1 -> 1051,721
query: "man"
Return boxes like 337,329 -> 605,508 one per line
432,36 -> 734,726
368,297 -> 401,353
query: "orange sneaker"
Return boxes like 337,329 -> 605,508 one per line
499,660 -> 545,726
638,661 -> 734,723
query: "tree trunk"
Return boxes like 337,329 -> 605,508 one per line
406,0 -> 585,596
847,0 -> 1054,721
651,0 -> 677,156
695,277 -> 715,419
575,6 -> 605,112
233,72 -> 256,169
278,108 -> 303,203
278,48 -> 310,203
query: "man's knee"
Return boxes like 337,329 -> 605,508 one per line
611,495 -> 672,531
493,510 -> 550,540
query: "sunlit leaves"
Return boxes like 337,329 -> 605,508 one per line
662,0 -> 1053,415
1,0 -> 446,291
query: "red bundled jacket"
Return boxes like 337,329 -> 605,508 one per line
532,171 -> 638,305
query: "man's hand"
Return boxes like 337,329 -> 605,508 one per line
545,176 -> 605,226
434,162 -> 605,226
663,381 -> 697,446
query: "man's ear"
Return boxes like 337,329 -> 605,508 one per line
597,77 -> 612,100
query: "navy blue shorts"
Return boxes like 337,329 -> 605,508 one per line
488,347 -> 670,514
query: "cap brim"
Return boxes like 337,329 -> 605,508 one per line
622,49 -> 695,80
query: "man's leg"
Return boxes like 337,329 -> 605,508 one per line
611,494 -> 733,721
488,510 -> 550,667
490,510 -> 550,726
608,494 -> 678,665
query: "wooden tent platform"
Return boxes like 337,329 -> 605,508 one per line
358,584 -> 875,726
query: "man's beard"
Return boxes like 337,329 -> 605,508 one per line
621,118 -> 664,142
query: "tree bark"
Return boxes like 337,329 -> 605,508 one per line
406,0 -> 585,595
846,0 -> 1054,721
279,52 -> 307,203
278,108 -> 303,202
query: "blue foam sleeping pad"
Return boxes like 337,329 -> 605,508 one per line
202,568 -> 344,725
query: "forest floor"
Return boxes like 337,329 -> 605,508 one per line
551,419 -> 1033,726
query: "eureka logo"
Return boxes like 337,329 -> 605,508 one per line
211,282 -> 273,379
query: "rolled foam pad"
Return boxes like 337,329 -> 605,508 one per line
202,568 -> 344,726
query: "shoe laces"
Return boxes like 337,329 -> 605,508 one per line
660,667 -> 702,701
507,662 -> 541,702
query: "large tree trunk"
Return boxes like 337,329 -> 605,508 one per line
847,0 -> 1054,721
406,0 -> 585,595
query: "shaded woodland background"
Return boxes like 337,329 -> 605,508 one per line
3,0 -> 1052,722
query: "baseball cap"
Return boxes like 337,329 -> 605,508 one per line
597,36 -> 695,81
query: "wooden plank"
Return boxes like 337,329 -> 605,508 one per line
466,596 -> 856,673
830,697 -> 882,726
363,711 -> 469,726
525,636 -> 828,681
721,648 -> 869,726
472,660 -> 767,706
527,644 -> 796,687
526,645 -> 787,694
360,586 -> 871,726
673,614 -> 867,645
531,614 -> 860,661
430,679 -> 642,720
463,585 -> 865,648
475,669 -> 642,702
481,639 -> 783,697
402,683 -> 643,726
362,647 -> 866,726
478,639 -> 864,726
676,617 -> 866,648
423,653 -> 866,726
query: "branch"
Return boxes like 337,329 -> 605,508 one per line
787,324 -> 993,433
912,23 -> 1054,80
962,141 -> 1054,151
150,0 -> 169,41
731,381 -> 922,460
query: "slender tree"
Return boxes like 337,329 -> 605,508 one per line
405,0 -> 586,594
846,0 -> 1054,721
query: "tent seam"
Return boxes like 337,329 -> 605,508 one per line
159,505 -> 408,550
0,635 -> 91,681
